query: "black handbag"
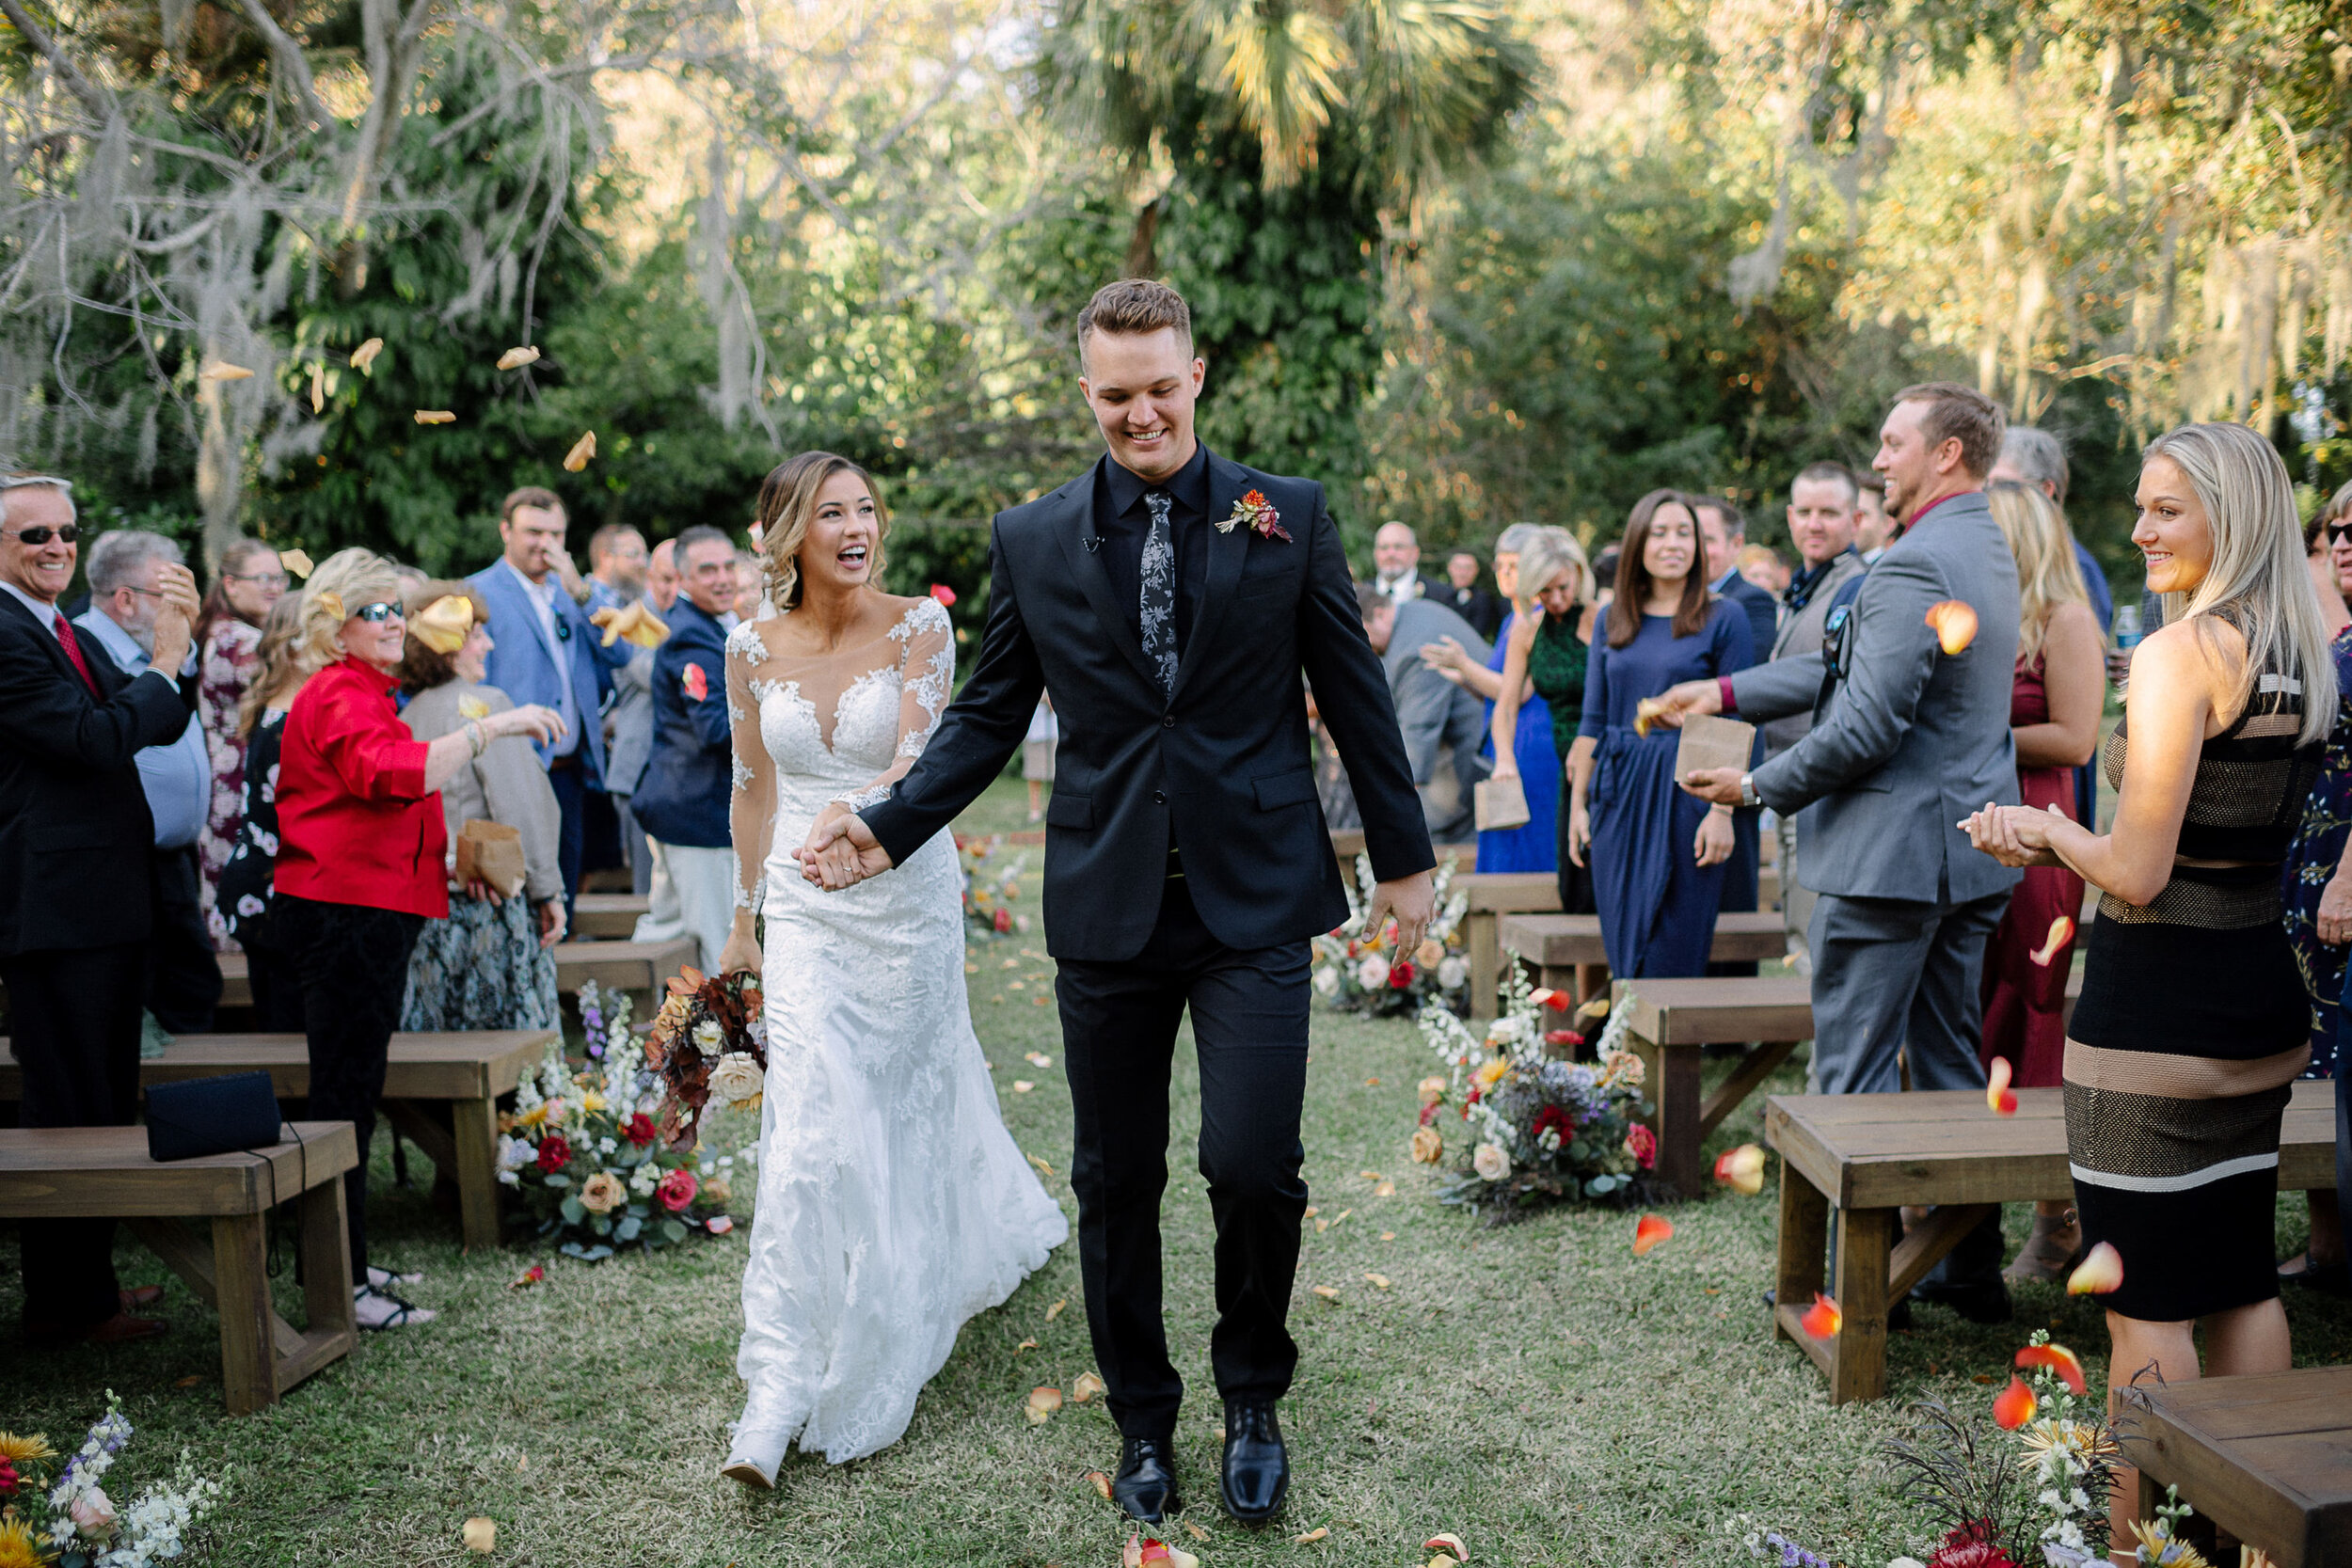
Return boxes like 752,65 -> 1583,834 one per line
145,1071 -> 284,1163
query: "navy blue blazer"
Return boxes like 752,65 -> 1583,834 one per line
628,599 -> 734,849
466,560 -> 630,788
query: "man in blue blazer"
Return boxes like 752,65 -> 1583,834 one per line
468,486 -> 632,911
628,526 -> 741,973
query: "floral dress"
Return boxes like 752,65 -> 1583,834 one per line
197,619 -> 263,947
2278,623 -> 2352,1076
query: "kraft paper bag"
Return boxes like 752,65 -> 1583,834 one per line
455,817 -> 527,899
1676,713 -> 1757,784
1474,773 -> 1533,832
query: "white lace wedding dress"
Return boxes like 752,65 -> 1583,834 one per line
723,594 -> 1067,1479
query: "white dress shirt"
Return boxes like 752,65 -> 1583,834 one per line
501,557 -> 582,756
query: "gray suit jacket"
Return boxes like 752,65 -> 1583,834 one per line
603,621 -> 665,798
1729,491 -> 2023,905
1762,550 -> 1868,758
1380,598 -> 1493,843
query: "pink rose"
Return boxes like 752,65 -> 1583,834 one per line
72,1485 -> 118,1541
655,1167 -> 699,1212
1624,1123 -> 1658,1170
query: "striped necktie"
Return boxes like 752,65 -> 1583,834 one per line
52,612 -> 100,695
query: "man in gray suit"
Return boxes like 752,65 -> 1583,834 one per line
1765,461 -> 1869,968
1358,583 -> 1490,844
1661,383 -> 2023,1316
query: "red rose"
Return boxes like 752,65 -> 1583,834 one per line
623,1113 -> 657,1148
1418,1101 -> 1440,1127
993,907 -> 1012,933
1927,1524 -> 2018,1568
1531,1105 -> 1571,1144
1389,960 -> 1415,989
656,1167 -> 699,1212
1623,1123 -> 1658,1169
0,1457 -> 18,1497
535,1134 -> 571,1173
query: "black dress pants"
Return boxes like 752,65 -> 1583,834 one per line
146,847 -> 222,1034
3,942 -> 145,1331
277,895 -> 424,1285
1053,872 -> 1311,1441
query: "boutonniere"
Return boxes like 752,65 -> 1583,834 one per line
1216,488 -> 1290,543
681,663 -> 709,702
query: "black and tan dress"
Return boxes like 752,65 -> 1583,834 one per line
2065,661 -> 2321,1322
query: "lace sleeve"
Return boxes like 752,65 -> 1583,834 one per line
831,597 -> 955,813
727,621 -> 778,911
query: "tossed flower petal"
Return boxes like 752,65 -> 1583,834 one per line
462,1516 -> 496,1553
2068,1241 -> 2124,1295
348,337 -> 383,372
1295,1527 -> 1329,1543
1800,1291 -> 1842,1338
2015,1341 -> 2089,1396
1631,1213 -> 1674,1256
496,345 -> 541,370
1992,1375 -> 2039,1430
1025,1386 -> 1062,1424
414,409 -> 456,424
1086,1469 -> 1113,1500
279,548 -> 314,579
2029,913 -> 2074,967
1986,1055 -> 2018,1116
1073,1371 -> 1106,1404
1926,599 -> 1979,655
1712,1143 -> 1766,1196
563,430 -> 596,471
1633,696 -> 1666,736
199,359 -> 254,381
1311,1285 -> 1342,1301
1424,1532 -> 1470,1560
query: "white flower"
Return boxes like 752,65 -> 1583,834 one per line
1472,1143 -> 1510,1181
236,895 -> 264,917
691,1020 -> 724,1052
597,1137 -> 617,1156
1312,966 -> 1340,997
496,1136 -> 534,1171
1437,956 -> 1468,990
1538,1127 -> 1562,1152
1355,955 -> 1391,990
629,1163 -> 660,1196
707,1053 -> 766,1104
1486,1015 -> 1525,1045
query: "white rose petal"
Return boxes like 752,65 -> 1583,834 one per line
1472,1142 -> 1510,1181
707,1053 -> 766,1104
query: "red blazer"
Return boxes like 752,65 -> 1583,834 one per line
275,658 -> 448,919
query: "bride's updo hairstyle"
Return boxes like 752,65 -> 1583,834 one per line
755,451 -> 892,612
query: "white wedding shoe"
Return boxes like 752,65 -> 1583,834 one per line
720,1431 -> 783,1490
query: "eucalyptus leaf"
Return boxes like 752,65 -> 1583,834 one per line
660,1219 -> 689,1244
541,1172 -> 571,1188
614,1215 -> 642,1243
559,1196 -> 585,1225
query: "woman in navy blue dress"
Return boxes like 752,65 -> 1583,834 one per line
1566,490 -> 1756,977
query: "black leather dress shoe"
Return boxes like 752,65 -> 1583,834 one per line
1112,1436 -> 1181,1523
1220,1402 -> 1289,1522
1910,1277 -> 2013,1325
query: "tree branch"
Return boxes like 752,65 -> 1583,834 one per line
0,0 -> 116,120
230,0 -> 332,128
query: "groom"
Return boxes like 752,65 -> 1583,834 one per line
800,279 -> 1436,1523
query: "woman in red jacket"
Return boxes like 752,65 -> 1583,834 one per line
274,550 -> 561,1329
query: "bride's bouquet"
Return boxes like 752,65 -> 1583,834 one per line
643,966 -> 768,1149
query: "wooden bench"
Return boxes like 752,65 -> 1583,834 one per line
572,893 -> 651,940
553,936 -> 698,995
0,1031 -> 552,1251
0,1123 -> 358,1415
1460,873 -> 1561,1019
1765,1081 -> 2340,1403
1612,972 -> 2085,1199
2122,1366 -> 2352,1568
1498,910 -> 1787,999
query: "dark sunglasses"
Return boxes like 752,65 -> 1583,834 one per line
3,523 -> 79,546
351,601 -> 403,624
2328,522 -> 2352,545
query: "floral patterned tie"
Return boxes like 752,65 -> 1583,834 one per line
1139,491 -> 1178,697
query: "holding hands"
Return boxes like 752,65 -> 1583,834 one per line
1958,801 -> 2066,868
796,803 -> 895,891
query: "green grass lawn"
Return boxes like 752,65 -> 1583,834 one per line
6,857 -> 2347,1564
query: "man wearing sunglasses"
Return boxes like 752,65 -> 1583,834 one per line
0,474 -> 203,1345
74,530 -> 225,1037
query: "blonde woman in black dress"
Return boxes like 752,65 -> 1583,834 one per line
1963,422 -> 2334,1558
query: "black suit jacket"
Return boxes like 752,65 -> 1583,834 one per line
0,592 -> 195,956
863,449 -> 1434,961
1720,574 -> 1779,662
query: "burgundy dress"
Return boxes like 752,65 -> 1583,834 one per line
1979,656 -> 2086,1087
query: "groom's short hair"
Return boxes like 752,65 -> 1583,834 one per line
1077,279 -> 1192,370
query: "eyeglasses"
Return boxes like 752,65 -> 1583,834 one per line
226,569 -> 289,589
350,601 -> 404,624
2328,522 -> 2352,545
3,523 -> 79,546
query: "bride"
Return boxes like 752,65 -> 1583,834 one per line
715,451 -> 1067,1486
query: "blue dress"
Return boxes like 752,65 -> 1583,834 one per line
1476,612 -> 1559,872
1579,601 -> 1756,977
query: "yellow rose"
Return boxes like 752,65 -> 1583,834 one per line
1410,1126 -> 1444,1164
579,1171 -> 627,1213
1416,1074 -> 1448,1108
1474,1057 -> 1509,1089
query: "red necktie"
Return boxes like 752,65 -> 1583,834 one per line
52,612 -> 100,695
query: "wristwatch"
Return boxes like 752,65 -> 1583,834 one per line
1738,772 -> 1761,808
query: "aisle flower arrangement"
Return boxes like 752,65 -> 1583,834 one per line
1408,961 -> 1653,1215
1311,853 -> 1471,1017
1723,1330 -> 2122,1568
958,834 -> 1031,939
1,1394 -> 221,1566
493,981 -> 755,1260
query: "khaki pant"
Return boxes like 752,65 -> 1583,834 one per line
633,840 -> 737,976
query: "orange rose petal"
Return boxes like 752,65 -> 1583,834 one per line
2068,1241 -> 2124,1295
1985,1055 -> 2018,1117
1992,1374 -> 2039,1430
1087,1469 -> 1114,1500
1800,1291 -> 1842,1338
1926,599 -> 1979,655
2015,1341 -> 2089,1396
1025,1386 -> 1061,1423
1632,1213 -> 1674,1255
1073,1370 -> 1106,1404
1424,1533 -> 1470,1561
1712,1143 -> 1767,1196
2029,913 -> 2074,967
1295,1527 -> 1330,1543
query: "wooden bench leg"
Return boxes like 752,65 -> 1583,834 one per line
1468,912 -> 1500,1021
1633,1034 -> 1705,1198
1826,1206 -> 1894,1404
1772,1159 -> 1828,1345
212,1212 -> 277,1415
302,1168 -> 356,1342
449,1095 -> 501,1253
